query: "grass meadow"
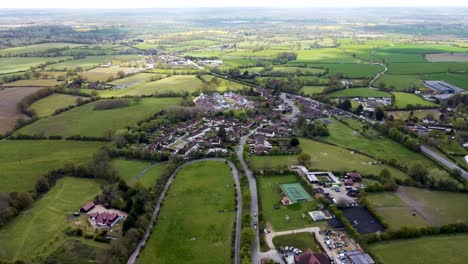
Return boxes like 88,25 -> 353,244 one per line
0,57 -> 71,74
137,160 -> 235,264
112,158 -> 168,188
376,74 -> 423,90
45,55 -> 141,71
29,93 -> 84,117
0,177 -> 102,263
16,97 -> 179,137
386,62 -> 468,75
0,43 -> 83,56
0,140 -> 104,192
392,92 -> 438,108
327,88 -> 391,97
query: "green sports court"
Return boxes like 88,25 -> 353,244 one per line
279,183 -> 313,203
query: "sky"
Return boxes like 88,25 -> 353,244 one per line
0,0 -> 467,8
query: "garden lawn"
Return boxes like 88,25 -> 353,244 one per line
259,174 -> 318,231
272,232 -> 322,252
0,140 -> 105,192
392,92 -> 438,109
366,192 -> 430,229
0,177 -> 102,263
16,97 -> 179,137
249,138 -> 409,181
29,93 -> 84,117
137,161 -> 235,264
370,234 -> 468,264
327,88 -> 391,97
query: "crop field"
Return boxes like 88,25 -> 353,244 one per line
422,72 -> 468,90
425,53 -> 468,62
0,87 -> 41,133
290,63 -> 381,78
250,138 -> 409,180
372,52 -> 427,63
1,79 -> 63,87
376,74 -> 423,90
272,232 -> 322,252
16,97 -> 179,137
44,55 -> 141,71
259,174 -> 318,231
376,44 -> 468,54
370,234 -> 468,264
112,158 -> 168,188
108,73 -> 160,86
327,88 -> 391,97
296,48 -> 358,63
137,161 -> 235,264
0,43 -> 83,56
300,86 -> 327,95
386,62 -> 468,75
325,119 -> 449,178
29,93 -> 84,117
397,186 -> 468,226
0,140 -> 105,192
0,57 -> 71,74
392,92 -> 438,108
271,66 -> 325,75
366,192 -> 429,229
0,177 -> 102,263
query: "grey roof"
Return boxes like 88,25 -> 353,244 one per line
423,81 -> 464,94
346,251 -> 375,264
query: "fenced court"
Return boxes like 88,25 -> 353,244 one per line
279,183 -> 313,203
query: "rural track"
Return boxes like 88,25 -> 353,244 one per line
129,161 -> 167,185
126,158 -> 242,264
421,145 -> 468,180
368,62 -> 388,89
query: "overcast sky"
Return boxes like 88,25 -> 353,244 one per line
1,0 -> 467,8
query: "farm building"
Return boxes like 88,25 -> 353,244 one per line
80,201 -> 95,213
423,80 -> 464,94
346,172 -> 362,182
88,211 -> 122,228
344,250 -> 375,264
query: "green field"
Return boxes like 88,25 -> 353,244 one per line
16,97 -> 179,137
137,161 -> 235,264
387,62 -> 468,75
300,86 -> 327,95
366,192 -> 429,229
373,52 -> 427,63
0,140 -> 105,192
272,232 -> 322,252
370,234 -> 468,264
1,79 -> 63,87
45,55 -> 141,71
0,177 -> 102,263
327,88 -> 391,97
202,75 -> 249,91
422,72 -> 468,90
397,186 -> 468,226
259,175 -> 318,231
376,44 -> 468,54
30,93 -> 84,117
250,138 -> 409,180
0,57 -> 71,74
392,92 -> 438,109
108,73 -> 160,86
386,109 -> 441,121
376,74 -> 423,90
112,158 -> 167,188
0,43 -> 83,56
296,48 -> 358,63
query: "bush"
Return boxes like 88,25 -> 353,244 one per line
94,99 -> 130,110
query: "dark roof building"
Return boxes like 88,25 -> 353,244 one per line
294,249 -> 330,264
80,202 -> 95,213
345,250 -> 375,264
423,81 -> 464,94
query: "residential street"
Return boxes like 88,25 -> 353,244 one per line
421,145 -> 468,180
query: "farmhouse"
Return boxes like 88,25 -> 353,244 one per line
294,249 -> 330,264
80,201 -> 95,213
423,80 -> 464,94
88,211 -> 121,228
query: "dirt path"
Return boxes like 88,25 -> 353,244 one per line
397,186 -> 437,225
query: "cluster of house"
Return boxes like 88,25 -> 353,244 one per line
147,117 -> 252,156
352,97 -> 392,112
153,54 -> 192,66
406,124 -> 454,136
289,94 -> 342,121
197,59 -> 223,66
283,248 -> 330,264
80,202 -> 124,228
195,92 -> 255,111
247,121 -> 292,154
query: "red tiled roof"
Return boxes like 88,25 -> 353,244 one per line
295,249 -> 321,264
81,202 -> 95,212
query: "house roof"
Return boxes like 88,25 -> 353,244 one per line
81,202 -> 95,212
294,249 -> 321,264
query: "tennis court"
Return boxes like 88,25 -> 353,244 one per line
280,183 -> 313,203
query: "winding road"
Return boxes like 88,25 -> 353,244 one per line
127,158 -> 242,264
237,129 -> 261,264
368,62 -> 388,89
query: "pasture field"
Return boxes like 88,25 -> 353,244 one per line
0,140 -> 105,192
202,75 -> 249,91
327,88 -> 391,97
425,53 -> 468,62
108,73 -> 160,86
80,67 -> 139,82
0,42 -> 83,56
259,174 -> 318,231
290,63 -> 381,78
112,158 -> 168,188
272,232 -> 322,252
300,86 -> 327,95
296,48 -> 358,63
372,52 -> 426,63
392,92 -> 438,108
397,186 -> 468,226
0,57 -> 71,74
366,192 -> 430,229
0,177 -> 102,263
44,55 -> 141,71
271,66 -> 325,75
16,97 -> 179,137
376,74 -> 423,90
0,87 -> 41,133
422,72 -> 468,90
1,79 -> 63,87
325,119 -> 449,179
45,239 -> 107,264
29,93 -> 84,117
375,44 -> 468,54
249,138 -> 409,180
386,109 -> 441,121
386,62 -> 468,75
370,234 -> 468,264
137,161 -> 235,264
